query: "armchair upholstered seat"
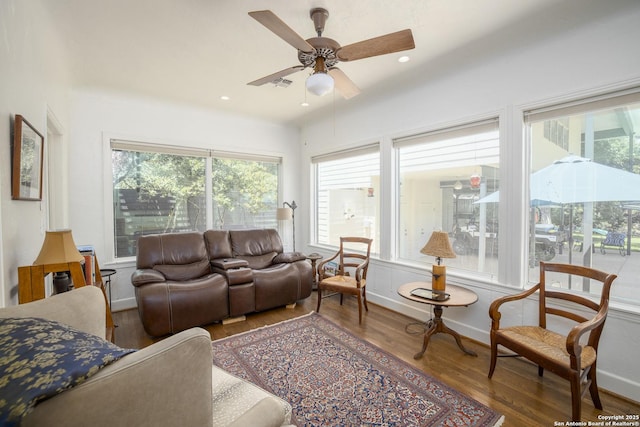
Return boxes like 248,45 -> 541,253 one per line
488,262 -> 617,422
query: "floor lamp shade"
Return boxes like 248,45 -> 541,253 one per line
33,230 -> 84,265
277,201 -> 297,252
276,207 -> 293,220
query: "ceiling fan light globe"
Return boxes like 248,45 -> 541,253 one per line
306,72 -> 334,96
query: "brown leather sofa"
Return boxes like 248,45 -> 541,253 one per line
132,229 -> 312,336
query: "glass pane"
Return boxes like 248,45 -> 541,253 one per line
211,157 -> 278,230
112,150 -> 206,257
528,100 -> 640,305
397,127 -> 500,278
316,151 -> 379,253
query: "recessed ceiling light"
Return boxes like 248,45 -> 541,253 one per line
398,56 -> 410,63
220,95 -> 230,101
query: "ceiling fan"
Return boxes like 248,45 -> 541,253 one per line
247,8 -> 415,99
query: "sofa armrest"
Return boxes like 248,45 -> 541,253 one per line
273,252 -> 306,264
131,268 -> 166,286
227,397 -> 291,427
211,258 -> 249,270
23,328 -> 214,427
0,286 -> 105,339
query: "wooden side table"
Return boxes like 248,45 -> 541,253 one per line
398,281 -> 478,359
306,253 -> 323,290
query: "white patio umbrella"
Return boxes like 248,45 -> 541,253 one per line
475,155 -> 640,267
531,155 -> 640,204
476,155 -> 640,205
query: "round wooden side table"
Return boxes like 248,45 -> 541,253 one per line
398,281 -> 478,359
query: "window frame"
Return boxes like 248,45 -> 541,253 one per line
523,87 -> 640,303
106,137 -> 282,262
392,118 -> 501,280
311,143 -> 381,253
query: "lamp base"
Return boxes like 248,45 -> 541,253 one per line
53,271 -> 71,294
431,265 -> 446,291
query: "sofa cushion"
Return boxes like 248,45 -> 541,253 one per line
230,229 -> 283,256
273,252 -> 306,263
204,230 -> 234,259
154,259 -> 211,282
0,317 -> 135,426
137,232 -> 206,267
237,252 -> 278,270
137,232 -> 211,281
210,365 -> 291,427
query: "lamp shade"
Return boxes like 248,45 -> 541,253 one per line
306,72 -> 334,96
420,231 -> 456,261
277,207 -> 293,220
33,230 -> 84,265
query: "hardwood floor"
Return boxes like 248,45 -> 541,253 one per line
113,292 -> 640,427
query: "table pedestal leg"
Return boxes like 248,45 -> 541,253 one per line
413,305 -> 478,359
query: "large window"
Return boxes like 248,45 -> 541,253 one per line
526,89 -> 640,304
394,119 -> 500,278
313,145 -> 380,253
112,141 -> 280,258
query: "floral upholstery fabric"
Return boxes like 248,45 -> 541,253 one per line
0,317 -> 135,426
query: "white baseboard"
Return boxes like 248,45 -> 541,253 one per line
110,297 -> 137,312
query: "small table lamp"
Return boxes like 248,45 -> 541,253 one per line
420,231 -> 456,292
33,229 -> 84,293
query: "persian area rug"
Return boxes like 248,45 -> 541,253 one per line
211,312 -> 504,427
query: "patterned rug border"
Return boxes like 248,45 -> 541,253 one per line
212,312 -> 504,427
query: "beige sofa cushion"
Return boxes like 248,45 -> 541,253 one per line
211,365 -> 292,427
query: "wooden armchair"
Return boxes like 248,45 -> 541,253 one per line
316,237 -> 372,324
488,262 -> 617,421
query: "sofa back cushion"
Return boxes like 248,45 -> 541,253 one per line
230,229 -> 283,256
204,230 -> 233,259
136,232 -> 211,281
229,229 -> 283,270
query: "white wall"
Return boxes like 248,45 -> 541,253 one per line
0,0 -> 72,306
68,90 -> 301,310
2,0 -> 638,405
299,6 -> 640,401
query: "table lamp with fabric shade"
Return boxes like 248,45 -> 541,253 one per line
33,229 -> 84,294
420,231 -> 456,291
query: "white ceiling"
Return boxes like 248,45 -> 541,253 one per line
40,0 -> 628,125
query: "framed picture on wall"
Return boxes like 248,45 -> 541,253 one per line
12,114 -> 44,201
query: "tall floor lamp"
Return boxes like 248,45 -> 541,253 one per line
277,200 -> 297,251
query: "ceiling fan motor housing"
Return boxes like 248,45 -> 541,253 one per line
298,37 -> 341,69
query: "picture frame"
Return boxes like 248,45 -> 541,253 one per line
12,115 -> 44,201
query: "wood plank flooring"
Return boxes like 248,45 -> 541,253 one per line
113,292 -> 640,427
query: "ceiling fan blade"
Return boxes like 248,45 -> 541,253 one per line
328,68 -> 361,99
249,10 -> 314,53
247,66 -> 305,86
337,29 -> 415,62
